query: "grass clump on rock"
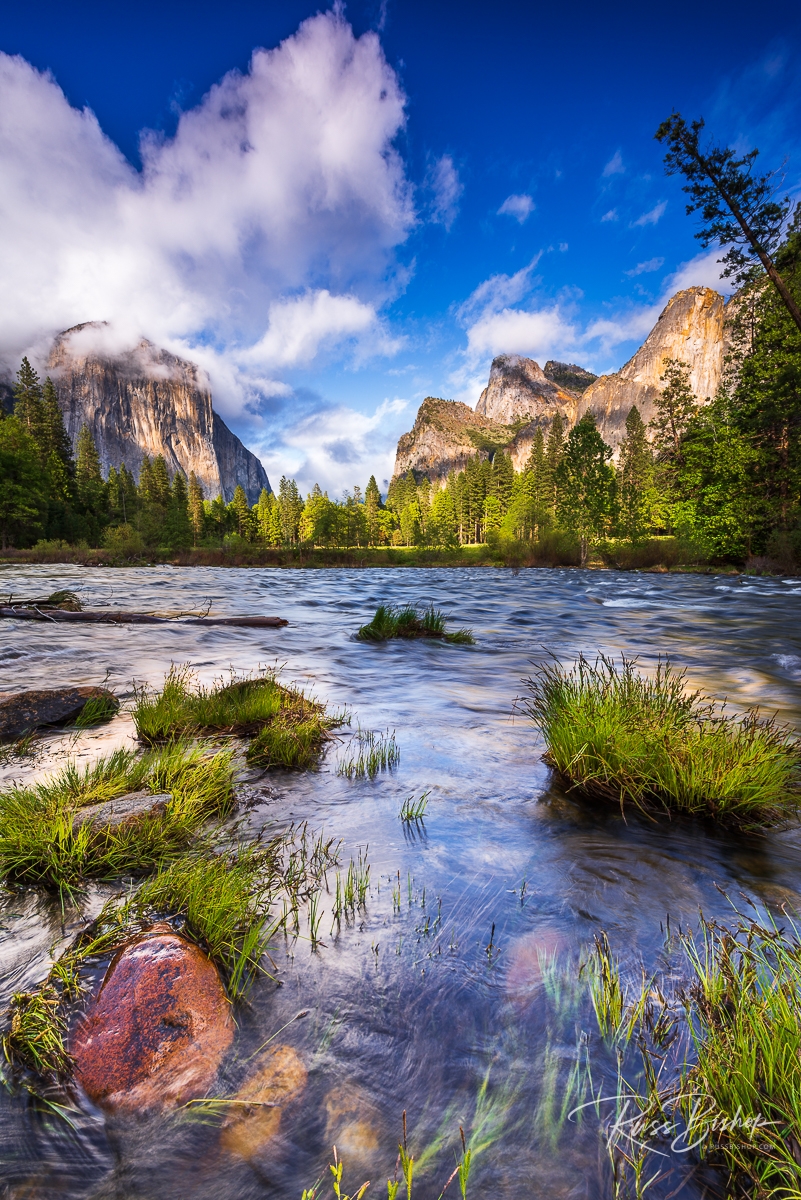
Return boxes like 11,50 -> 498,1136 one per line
133,665 -> 342,771
0,744 -> 235,896
132,666 -> 286,743
523,654 -> 801,826
357,603 -> 474,644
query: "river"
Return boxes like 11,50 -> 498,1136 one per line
1,563 -> 800,1199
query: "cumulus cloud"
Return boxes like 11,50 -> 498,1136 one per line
246,290 -> 401,369
602,150 -> 625,177
497,193 -> 535,223
625,257 -> 665,277
0,9 -> 414,422
427,154 -> 462,230
465,306 -> 578,362
257,396 -> 409,494
632,200 -> 667,227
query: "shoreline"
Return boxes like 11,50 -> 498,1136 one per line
0,544 -> 773,575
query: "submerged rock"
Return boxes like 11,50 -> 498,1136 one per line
0,687 -> 118,741
72,931 -> 234,1112
219,1044 -> 307,1159
72,791 -> 172,833
324,1087 -> 381,1160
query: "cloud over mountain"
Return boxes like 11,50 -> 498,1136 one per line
0,9 -> 414,425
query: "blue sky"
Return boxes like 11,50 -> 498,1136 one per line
1,0 -> 800,493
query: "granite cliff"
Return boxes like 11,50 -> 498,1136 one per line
47,324 -> 270,504
392,286 -> 725,483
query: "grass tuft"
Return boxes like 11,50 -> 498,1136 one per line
357,603 -> 474,644
586,912 -> 801,1198
337,728 -> 400,779
400,790 -> 430,822
132,666 -> 286,743
74,693 -> 119,728
523,654 -> 801,825
0,744 -> 235,895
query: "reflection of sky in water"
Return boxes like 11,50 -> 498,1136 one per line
0,564 -> 800,1198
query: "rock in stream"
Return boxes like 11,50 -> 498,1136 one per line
0,687 -> 118,741
72,929 -> 234,1112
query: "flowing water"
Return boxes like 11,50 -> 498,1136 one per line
1,564 -> 801,1200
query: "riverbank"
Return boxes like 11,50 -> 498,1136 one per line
0,536 -> 783,574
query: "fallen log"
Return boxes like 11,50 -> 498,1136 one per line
0,607 -> 288,628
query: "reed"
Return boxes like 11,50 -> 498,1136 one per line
0,744 -> 234,895
585,911 -> 801,1198
523,654 -> 801,825
399,791 -> 430,822
678,914 -> 801,1195
357,604 -> 474,645
338,729 -> 400,779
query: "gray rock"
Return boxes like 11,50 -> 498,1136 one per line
0,687 -> 119,742
72,791 -> 172,832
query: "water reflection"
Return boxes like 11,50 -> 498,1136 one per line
0,564 -> 799,1198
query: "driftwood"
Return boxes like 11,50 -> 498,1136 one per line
0,607 -> 288,628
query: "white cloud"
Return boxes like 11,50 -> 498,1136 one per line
457,256 -> 542,325
632,200 -> 667,227
602,150 -> 625,177
246,290 -> 399,368
624,257 -> 665,277
601,208 -> 618,222
465,306 -> 578,362
664,248 -> 733,294
497,193 -> 535,223
258,396 -> 409,494
427,154 -> 462,230
0,9 -> 414,421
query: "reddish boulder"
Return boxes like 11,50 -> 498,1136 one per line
72,931 -> 234,1112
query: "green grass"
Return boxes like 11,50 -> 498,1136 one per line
399,790 -> 430,821
677,914 -> 801,1195
523,654 -> 801,825
585,913 -> 801,1198
246,718 -> 331,769
0,744 -> 235,896
337,728 -> 400,779
132,666 -> 287,743
133,665 -> 343,770
357,604 -> 474,644
74,692 -> 119,727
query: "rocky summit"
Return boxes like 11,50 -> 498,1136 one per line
48,324 -> 270,504
392,286 -> 725,483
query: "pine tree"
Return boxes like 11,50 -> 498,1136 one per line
165,471 -> 193,549
490,451 -> 515,513
188,472 -> 205,545
618,407 -> 655,542
40,378 -> 73,472
150,456 -> 172,507
138,456 -> 154,504
651,360 -> 698,462
365,474 -> 381,545
13,358 -> 44,441
545,413 -> 566,512
430,485 -> 458,547
0,416 -> 46,549
278,477 -> 303,544
556,413 -> 616,566
231,485 -> 255,541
